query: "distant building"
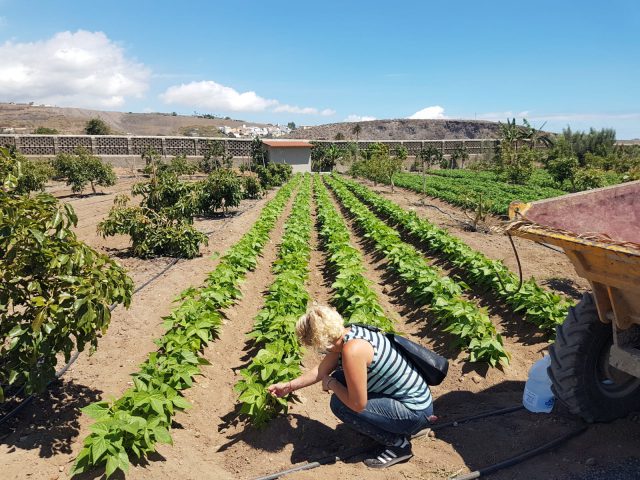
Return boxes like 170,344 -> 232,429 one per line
263,140 -> 312,173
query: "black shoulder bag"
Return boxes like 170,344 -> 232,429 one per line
347,323 -> 449,386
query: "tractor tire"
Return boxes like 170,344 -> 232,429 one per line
549,292 -> 640,423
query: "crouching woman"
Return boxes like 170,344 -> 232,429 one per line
267,305 -> 434,468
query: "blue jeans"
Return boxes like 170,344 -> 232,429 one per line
329,370 -> 434,446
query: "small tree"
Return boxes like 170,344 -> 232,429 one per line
250,137 -> 268,168
287,121 -> 296,130
334,132 -> 345,140
53,148 -> 116,194
418,145 -> 442,198
200,140 -> 232,173
546,156 -> 579,190
451,145 -> 469,169
84,118 -> 111,135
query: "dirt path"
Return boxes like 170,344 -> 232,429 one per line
0,185 -> 278,480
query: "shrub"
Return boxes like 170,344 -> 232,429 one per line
243,176 -> 263,199
1,147 -> 132,400
546,156 -> 579,190
198,169 -> 243,214
15,158 -> 54,194
34,127 -> 59,134
132,171 -> 200,221
575,167 -> 606,191
53,148 -> 116,194
98,195 -> 207,258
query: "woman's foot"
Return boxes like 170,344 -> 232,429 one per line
363,439 -> 413,468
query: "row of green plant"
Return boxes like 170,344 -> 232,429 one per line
338,175 -> 572,332
326,176 -> 509,367
72,175 -> 300,478
0,147 -> 132,403
314,177 -> 395,332
235,175 -> 313,427
392,172 -> 565,216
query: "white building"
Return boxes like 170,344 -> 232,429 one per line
263,140 -> 312,173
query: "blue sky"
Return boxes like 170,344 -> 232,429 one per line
0,0 -> 639,137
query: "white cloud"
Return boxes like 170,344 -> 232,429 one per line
344,114 -> 376,122
408,105 -> 447,119
0,30 -> 150,108
161,80 -> 334,116
274,104 -> 335,116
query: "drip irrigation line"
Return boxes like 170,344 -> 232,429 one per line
450,424 -> 588,480
252,404 -> 525,480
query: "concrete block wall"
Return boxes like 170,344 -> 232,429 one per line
0,134 -> 499,160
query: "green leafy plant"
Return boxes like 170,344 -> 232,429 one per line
199,169 -> 244,214
97,195 -> 208,258
52,147 -> 116,194
200,140 -> 232,173
0,147 -> 132,402
243,175 -> 263,199
327,175 -> 509,367
236,175 -> 312,426
75,175 -> 300,478
339,176 -> 572,332
314,179 -> 395,331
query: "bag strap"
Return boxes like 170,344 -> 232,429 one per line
345,323 -> 381,333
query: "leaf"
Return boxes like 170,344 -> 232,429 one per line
91,435 -> 109,464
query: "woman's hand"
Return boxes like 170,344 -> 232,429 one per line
267,382 -> 292,398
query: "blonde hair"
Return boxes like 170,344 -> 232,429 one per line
296,305 -> 345,350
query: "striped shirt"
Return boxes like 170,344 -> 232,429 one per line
338,325 -> 432,411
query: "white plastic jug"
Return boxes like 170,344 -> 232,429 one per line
523,355 -> 555,413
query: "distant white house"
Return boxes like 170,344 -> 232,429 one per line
263,140 -> 312,173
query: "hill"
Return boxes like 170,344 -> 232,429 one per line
286,118 -> 503,141
0,103 -> 267,136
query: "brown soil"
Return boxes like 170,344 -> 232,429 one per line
1,176 -> 638,480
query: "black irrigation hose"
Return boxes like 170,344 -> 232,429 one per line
252,405 -> 525,480
507,232 -> 523,292
450,424 -> 588,480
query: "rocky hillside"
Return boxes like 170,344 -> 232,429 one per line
286,119 -> 502,141
0,103 -> 266,136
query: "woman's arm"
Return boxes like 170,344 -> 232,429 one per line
267,351 -> 339,397
326,340 -> 371,412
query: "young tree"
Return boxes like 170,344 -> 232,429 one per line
53,148 -> 116,194
451,145 -> 469,169
287,121 -> 296,130
200,140 -> 232,173
84,118 -> 111,135
250,137 -> 268,168
418,145 -> 442,198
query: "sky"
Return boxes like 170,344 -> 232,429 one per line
0,0 -> 639,138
